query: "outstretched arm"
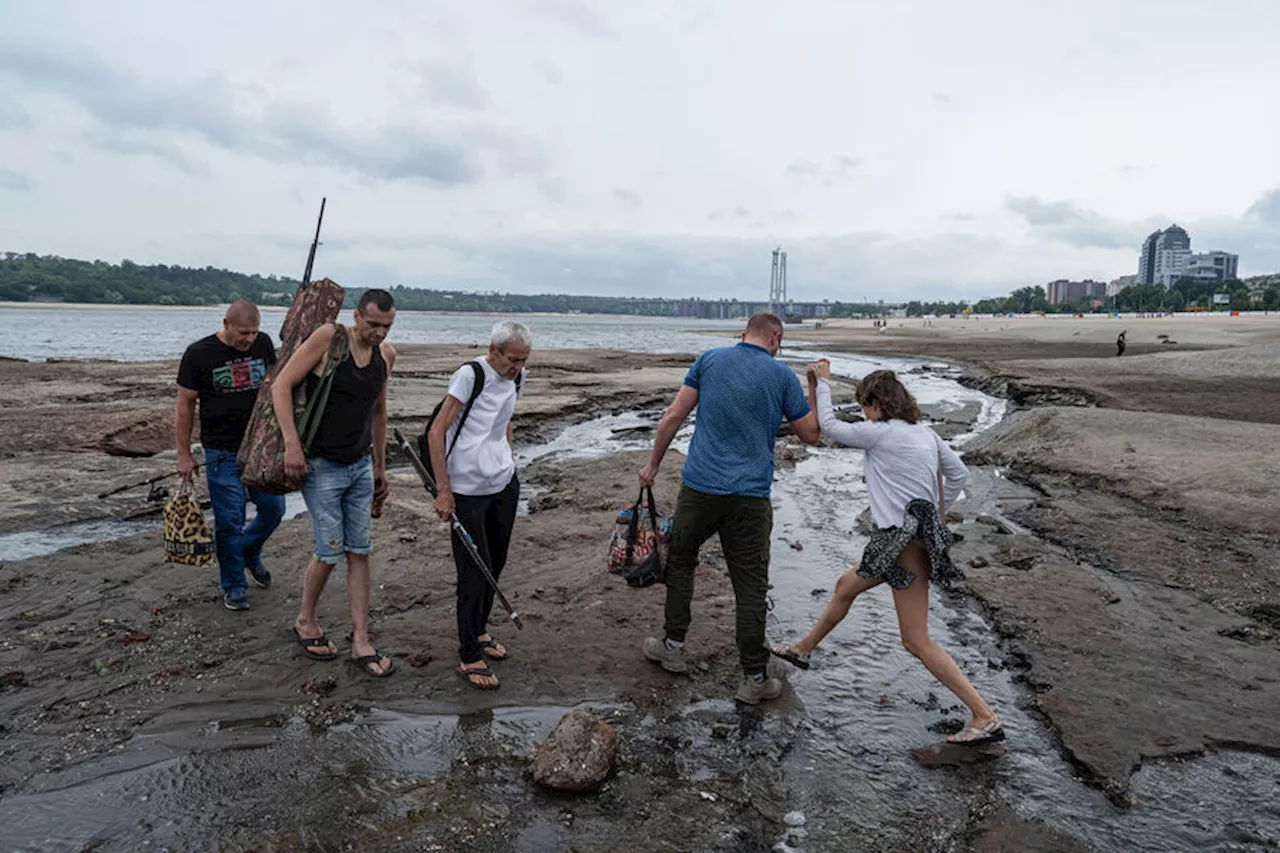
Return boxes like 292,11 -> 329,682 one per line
640,385 -> 698,486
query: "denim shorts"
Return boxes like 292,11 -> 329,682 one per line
301,455 -> 374,564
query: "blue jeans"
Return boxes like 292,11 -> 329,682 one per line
205,448 -> 287,594
300,455 -> 374,564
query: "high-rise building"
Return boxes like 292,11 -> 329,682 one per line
1138,231 -> 1160,284
1047,279 -> 1107,305
1135,225 -> 1239,288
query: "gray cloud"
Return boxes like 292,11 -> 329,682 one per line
0,40 -> 546,186
538,0 -> 619,39
536,60 -> 563,85
1005,195 -> 1085,226
0,101 -> 30,129
1006,195 -> 1149,249
0,169 -> 30,191
788,155 -> 861,186
88,130 -> 210,176
413,59 -> 493,110
1246,188 -> 1280,224
931,93 -> 952,105
613,187 -> 642,207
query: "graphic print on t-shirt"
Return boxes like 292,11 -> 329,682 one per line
212,357 -> 268,392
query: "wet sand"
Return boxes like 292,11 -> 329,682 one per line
1,327 -> 1278,850
793,315 -> 1280,802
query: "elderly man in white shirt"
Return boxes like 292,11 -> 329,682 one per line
427,320 -> 531,691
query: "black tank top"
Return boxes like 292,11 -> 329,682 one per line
308,337 -> 386,464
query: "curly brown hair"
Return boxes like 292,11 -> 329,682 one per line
856,369 -> 922,423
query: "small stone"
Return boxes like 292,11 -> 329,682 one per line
408,652 -> 433,668
789,541 -> 804,551
397,531 -> 418,543
697,662 -> 710,673
783,811 -> 806,827
119,629 -> 150,645
969,557 -> 989,569
810,587 -> 827,597
711,723 -> 733,739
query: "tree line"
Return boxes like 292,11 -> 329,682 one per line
904,278 -> 1280,317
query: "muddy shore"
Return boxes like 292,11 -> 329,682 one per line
791,316 -> 1280,802
1,326 -> 1278,851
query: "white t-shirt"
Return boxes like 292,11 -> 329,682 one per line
815,380 -> 967,529
444,358 -> 525,497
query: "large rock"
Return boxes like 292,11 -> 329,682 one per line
530,710 -> 619,792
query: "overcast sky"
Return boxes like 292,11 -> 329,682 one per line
2,0 -> 1278,303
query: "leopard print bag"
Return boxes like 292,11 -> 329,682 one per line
163,481 -> 215,566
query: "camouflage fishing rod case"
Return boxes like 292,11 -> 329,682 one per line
237,277 -> 346,495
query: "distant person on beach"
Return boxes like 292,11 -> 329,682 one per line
638,312 -> 820,704
271,289 -> 397,678
1116,329 -> 1127,357
772,362 -> 1004,746
175,300 -> 284,612
426,320 -> 531,691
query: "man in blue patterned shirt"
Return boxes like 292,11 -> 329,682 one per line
639,313 -> 820,704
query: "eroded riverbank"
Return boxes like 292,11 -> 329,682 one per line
1,341 -> 1278,851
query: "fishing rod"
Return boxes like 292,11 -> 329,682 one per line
97,464 -> 205,499
301,197 -> 326,287
392,428 -> 523,630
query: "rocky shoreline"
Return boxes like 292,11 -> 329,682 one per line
1,326 -> 1278,851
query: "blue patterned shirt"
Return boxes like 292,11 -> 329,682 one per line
680,342 -> 810,499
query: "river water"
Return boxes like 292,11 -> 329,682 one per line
2,313 -> 1278,851
0,306 -> 747,362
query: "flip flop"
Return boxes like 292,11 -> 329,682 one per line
769,643 -> 811,671
352,652 -> 396,678
947,718 -> 1005,745
480,639 -> 508,660
457,663 -> 500,690
293,627 -> 338,661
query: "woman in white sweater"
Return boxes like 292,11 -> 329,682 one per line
773,361 -> 1002,746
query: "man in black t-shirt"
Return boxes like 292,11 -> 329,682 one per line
176,300 -> 286,612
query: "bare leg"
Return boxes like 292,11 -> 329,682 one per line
346,553 -> 390,674
295,557 -> 337,656
892,542 -> 996,727
788,565 -> 883,654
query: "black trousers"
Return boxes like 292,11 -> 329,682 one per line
452,475 -> 520,664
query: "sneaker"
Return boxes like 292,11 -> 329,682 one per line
223,590 -> 250,611
245,562 -> 272,589
734,675 -> 782,705
642,637 -> 688,673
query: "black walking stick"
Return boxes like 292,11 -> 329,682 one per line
392,428 -> 523,630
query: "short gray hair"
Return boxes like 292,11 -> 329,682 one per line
491,320 -> 532,351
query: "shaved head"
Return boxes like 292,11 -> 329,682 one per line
225,300 -> 260,324
220,300 -> 262,352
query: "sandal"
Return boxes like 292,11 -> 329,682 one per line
293,627 -> 338,661
480,638 -> 508,660
457,663 -> 499,691
769,643 -> 811,671
352,652 -> 396,678
947,717 -> 1005,745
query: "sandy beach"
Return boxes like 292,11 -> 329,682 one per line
1,317 -> 1278,851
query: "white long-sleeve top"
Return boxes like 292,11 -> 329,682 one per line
815,379 -> 968,530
